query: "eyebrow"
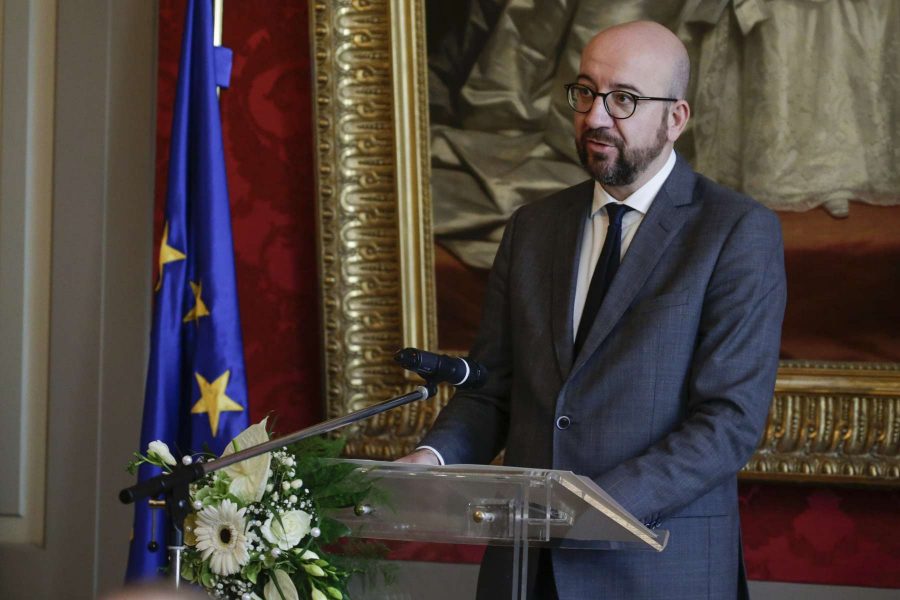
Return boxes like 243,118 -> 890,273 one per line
575,74 -> 645,96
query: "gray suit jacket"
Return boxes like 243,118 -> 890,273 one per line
422,155 -> 786,599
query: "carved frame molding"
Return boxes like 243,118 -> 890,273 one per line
311,0 -> 900,486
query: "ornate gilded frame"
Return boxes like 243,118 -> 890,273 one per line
311,0 -> 900,485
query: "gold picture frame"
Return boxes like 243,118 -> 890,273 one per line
311,0 -> 900,486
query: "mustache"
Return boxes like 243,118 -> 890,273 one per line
582,128 -> 623,146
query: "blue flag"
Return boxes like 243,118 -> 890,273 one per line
126,0 -> 248,580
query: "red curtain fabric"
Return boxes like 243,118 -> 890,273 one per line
154,0 -> 900,588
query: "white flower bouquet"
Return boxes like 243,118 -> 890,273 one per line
129,418 -> 382,600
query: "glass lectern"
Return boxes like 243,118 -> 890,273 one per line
328,460 -> 668,599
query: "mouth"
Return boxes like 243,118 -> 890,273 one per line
583,132 -> 620,150
585,138 -> 618,156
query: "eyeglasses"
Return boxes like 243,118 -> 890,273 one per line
564,83 -> 677,119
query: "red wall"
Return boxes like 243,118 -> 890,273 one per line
154,0 -> 900,588
155,0 -> 321,434
739,483 -> 900,587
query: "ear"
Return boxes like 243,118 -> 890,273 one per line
666,100 -> 690,142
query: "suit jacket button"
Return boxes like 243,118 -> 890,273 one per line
556,415 -> 571,430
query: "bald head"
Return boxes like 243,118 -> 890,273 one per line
582,21 -> 690,99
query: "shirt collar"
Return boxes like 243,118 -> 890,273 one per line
591,149 -> 676,216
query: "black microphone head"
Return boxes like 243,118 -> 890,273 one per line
395,347 -> 442,377
394,348 -> 421,369
394,347 -> 488,389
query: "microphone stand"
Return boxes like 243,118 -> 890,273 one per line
120,383 -> 437,588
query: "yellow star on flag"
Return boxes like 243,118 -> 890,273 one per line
156,221 -> 186,291
183,281 -> 211,323
191,370 -> 244,437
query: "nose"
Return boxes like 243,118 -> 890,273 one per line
584,94 -> 614,129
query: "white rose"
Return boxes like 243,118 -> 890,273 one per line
260,510 -> 312,550
263,570 -> 298,600
147,441 -> 176,466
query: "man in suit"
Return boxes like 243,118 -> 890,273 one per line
399,20 -> 786,599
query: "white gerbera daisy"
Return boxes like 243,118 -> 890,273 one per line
194,499 -> 250,575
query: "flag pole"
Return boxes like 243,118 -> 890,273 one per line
213,0 -> 223,46
214,0 -> 223,97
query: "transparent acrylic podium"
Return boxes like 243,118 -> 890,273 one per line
328,460 -> 668,599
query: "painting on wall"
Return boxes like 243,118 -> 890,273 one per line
312,0 -> 900,485
424,0 -> 900,362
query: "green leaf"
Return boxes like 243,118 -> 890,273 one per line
242,560 -> 262,584
199,562 -> 215,589
316,516 -> 351,544
288,436 -> 346,463
126,452 -> 147,475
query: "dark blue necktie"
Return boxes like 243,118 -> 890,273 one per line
574,203 -> 633,357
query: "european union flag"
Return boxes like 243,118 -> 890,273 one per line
126,0 -> 249,580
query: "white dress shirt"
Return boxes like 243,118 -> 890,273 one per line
416,444 -> 446,465
572,150 -> 676,338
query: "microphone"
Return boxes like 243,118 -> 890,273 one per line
394,348 -> 488,389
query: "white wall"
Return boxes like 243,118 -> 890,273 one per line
0,1 -> 156,597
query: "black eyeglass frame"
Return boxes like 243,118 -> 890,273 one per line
564,83 -> 678,119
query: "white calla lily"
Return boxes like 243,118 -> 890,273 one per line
221,418 -> 271,503
264,569 -> 299,600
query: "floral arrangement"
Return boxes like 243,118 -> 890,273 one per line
130,419 -> 381,600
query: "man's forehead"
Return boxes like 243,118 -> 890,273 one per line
577,51 -> 661,94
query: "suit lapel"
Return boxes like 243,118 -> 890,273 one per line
570,157 -> 697,377
550,181 -> 593,381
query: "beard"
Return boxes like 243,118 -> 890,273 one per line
576,118 -> 668,187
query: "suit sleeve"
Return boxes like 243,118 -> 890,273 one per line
593,204 -> 787,524
417,210 -> 520,465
